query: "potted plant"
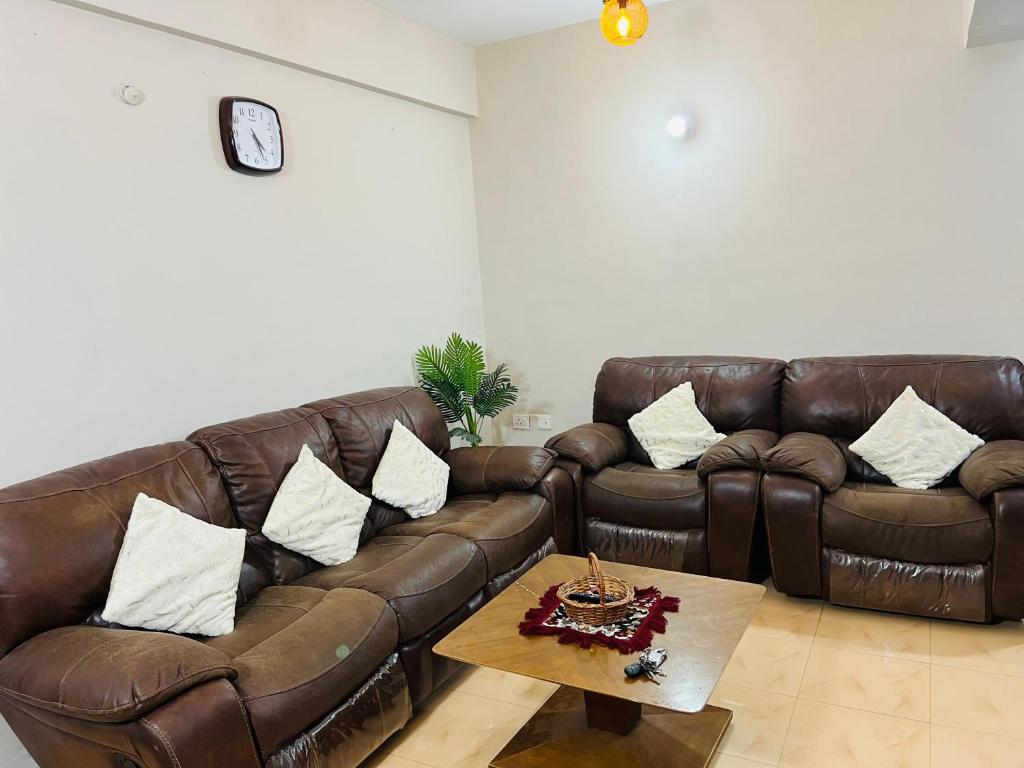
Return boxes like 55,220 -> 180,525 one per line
414,333 -> 518,446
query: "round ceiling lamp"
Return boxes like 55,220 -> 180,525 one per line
601,0 -> 649,46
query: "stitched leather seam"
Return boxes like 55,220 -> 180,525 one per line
199,412 -> 318,442
306,389 -> 417,413
239,434 -> 280,495
823,500 -> 989,527
703,367 -> 718,422
175,456 -> 214,524
240,604 -> 388,702
308,421 -> 338,473
82,489 -> 128,534
975,475 -> 1024,498
793,358 -> 1012,368
239,602 -> 313,612
607,359 -> 780,370
589,479 -> 703,501
140,717 -> 182,768
0,447 -> 201,504
232,593 -> 328,654
357,548 -> 481,600
698,456 -> 761,476
0,664 -> 236,716
226,684 -> 262,766
548,445 -> 595,471
856,365 -> 868,434
349,409 -> 383,477
57,636 -> 124,704
439,500 -> 549,545
480,448 -> 496,492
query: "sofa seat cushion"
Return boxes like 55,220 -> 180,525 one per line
583,463 -> 706,530
822,482 -> 993,565
380,493 -> 551,578
203,586 -> 397,758
291,534 -> 486,641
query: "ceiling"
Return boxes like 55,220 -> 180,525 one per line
966,0 -> 1024,47
365,0 -> 674,46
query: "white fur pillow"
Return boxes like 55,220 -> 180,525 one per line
849,386 -> 984,489
101,493 -> 246,637
372,420 -> 449,518
628,382 -> 727,470
263,444 -> 370,566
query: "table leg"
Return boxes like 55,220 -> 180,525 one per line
491,686 -> 733,768
584,690 -> 641,735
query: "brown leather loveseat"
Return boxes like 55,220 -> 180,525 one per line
0,386 -> 572,768
545,356 -> 786,581
762,355 -> 1024,622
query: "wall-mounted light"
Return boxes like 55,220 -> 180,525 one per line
666,114 -> 691,140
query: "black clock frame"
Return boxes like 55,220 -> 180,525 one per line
219,97 -> 284,176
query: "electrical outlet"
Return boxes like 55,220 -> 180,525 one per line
536,414 -> 553,430
512,414 -> 531,430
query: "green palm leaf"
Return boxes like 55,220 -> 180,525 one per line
443,333 -> 485,397
416,334 -> 518,445
473,363 -> 519,417
419,374 -> 466,423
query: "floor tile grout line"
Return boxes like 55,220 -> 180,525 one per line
443,679 -> 556,709
441,687 -> 538,712
929,658 -> 1024,679
930,721 -> 1024,744
775,593 -> 826,762
794,690 -> 931,724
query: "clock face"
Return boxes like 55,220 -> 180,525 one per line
220,98 -> 283,174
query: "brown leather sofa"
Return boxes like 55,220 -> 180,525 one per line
762,355 -> 1024,622
545,357 -> 786,581
0,386 -> 573,768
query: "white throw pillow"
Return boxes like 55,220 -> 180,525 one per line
849,386 -> 984,489
372,420 -> 449,518
627,382 -> 727,470
263,444 -> 371,566
101,493 -> 246,637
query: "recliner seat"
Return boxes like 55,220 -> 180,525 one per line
546,356 -> 786,581
762,355 -> 1024,622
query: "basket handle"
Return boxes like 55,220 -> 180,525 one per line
587,552 -> 606,607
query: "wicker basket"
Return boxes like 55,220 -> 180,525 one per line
557,553 -> 635,626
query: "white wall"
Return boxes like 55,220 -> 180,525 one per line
471,0 -> 1024,444
55,0 -> 479,115
0,0 -> 485,493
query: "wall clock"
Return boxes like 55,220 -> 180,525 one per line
219,97 -> 284,175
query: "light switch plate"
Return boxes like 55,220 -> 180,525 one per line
536,414 -> 553,430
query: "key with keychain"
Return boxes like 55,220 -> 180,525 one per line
624,647 -> 668,684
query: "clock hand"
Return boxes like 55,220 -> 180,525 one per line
250,128 -> 266,160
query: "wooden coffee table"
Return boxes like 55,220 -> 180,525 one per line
433,554 -> 765,768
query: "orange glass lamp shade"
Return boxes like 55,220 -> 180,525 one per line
601,0 -> 649,46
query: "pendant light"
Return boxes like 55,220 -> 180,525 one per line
601,0 -> 648,46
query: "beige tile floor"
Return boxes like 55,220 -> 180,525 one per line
366,581 -> 1024,768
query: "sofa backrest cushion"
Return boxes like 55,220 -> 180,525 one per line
593,357 -> 787,465
782,356 -> 1024,483
0,442 -> 254,656
189,407 -> 347,585
305,386 -> 450,492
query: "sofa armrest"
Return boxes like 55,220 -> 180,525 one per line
0,626 -> 237,723
697,430 -> 779,479
761,432 -> 846,492
544,423 -> 628,473
959,440 -> 1024,500
446,445 -> 556,495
